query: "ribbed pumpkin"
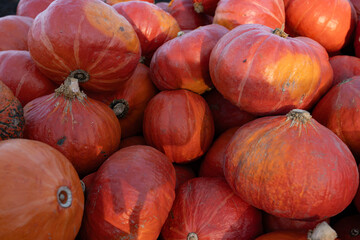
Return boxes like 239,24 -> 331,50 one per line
0,50 -> 56,106
213,0 -> 285,30
193,0 -> 219,15
0,139 -> 84,240
143,89 -> 214,163
224,109 -> 359,220
210,24 -> 332,116
16,0 -> 54,18
23,78 -> 121,177
27,0 -> 141,92
174,164 -> 196,189
330,55 -> 360,86
0,80 -> 25,140
79,145 -> 176,240
0,15 -> 33,51
161,177 -> 263,240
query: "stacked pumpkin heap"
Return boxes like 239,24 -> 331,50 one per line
1,0 -> 360,239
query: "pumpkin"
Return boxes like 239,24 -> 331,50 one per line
174,164 -> 196,189
355,164 -> 360,212
312,76 -> 360,161
213,0 -> 285,30
199,127 -> 238,178
16,0 -> 54,18
210,24 -> 332,116
87,63 -> 157,139
351,0 -> 360,19
119,136 -> 147,149
113,1 -> 181,61
203,89 -> 255,136
0,80 -> 25,140
193,0 -> 219,15
284,0 -> 356,54
0,15 -> 33,51
0,138 -> 84,240
332,215 -> 360,240
330,55 -> 360,86
143,89 -> 214,163
0,50 -> 56,106
224,109 -> 359,220
27,0 -> 141,92
156,1 -> 170,12
23,78 -> 121,177
161,177 -> 263,239
78,145 -> 176,239
104,0 -> 153,5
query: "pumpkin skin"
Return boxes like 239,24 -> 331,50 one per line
351,0 -> 360,19
104,0 -> 154,5
113,1 -> 181,60
150,24 -> 228,94
285,0 -> 356,54
87,63 -> 157,139
16,0 -> 54,18
193,0 -> 219,15
156,2 -> 170,12
0,81 -> 25,140
0,50 -> 56,106
0,15 -> 33,51
118,136 -> 146,149
0,139 -> 84,240
199,127 -> 238,178
28,0 -> 141,92
143,89 -> 214,163
312,77 -> 360,161
330,55 -> 360,86
174,164 -> 196,189
23,79 -> 121,177
213,0 -> 285,30
355,164 -> 360,212
79,145 -> 176,240
332,215 -> 360,240
224,109 -> 359,220
210,24 -> 331,116
161,177 -> 263,240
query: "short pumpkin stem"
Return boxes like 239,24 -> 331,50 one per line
57,186 -> 72,208
55,77 -> 87,101
307,221 -> 337,240
69,69 -> 90,83
187,232 -> 198,240
286,109 -> 312,125
273,28 -> 288,38
80,180 -> 85,193
110,99 -> 129,119
177,31 -> 185,37
351,228 -> 360,237
193,2 -> 204,13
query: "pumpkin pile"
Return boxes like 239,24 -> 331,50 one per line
1,0 -> 360,239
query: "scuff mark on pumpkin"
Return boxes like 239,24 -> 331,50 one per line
57,136 -> 66,146
119,26 -> 125,32
243,59 -> 247,63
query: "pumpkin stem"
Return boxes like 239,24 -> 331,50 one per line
57,186 -> 72,208
110,99 -> 129,119
351,228 -> 360,237
187,232 -> 198,240
55,77 -> 87,101
273,28 -> 288,38
307,221 -> 337,240
80,180 -> 85,194
286,109 -> 312,126
193,2 -> 204,13
177,31 -> 185,37
69,69 -> 89,83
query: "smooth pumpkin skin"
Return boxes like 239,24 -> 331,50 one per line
16,0 -> 54,18
193,0 -> 219,15
113,1 -> 181,59
161,177 -> 263,240
151,24 -> 228,94
28,0 -> 141,92
0,81 -> 25,140
224,110 -> 359,220
79,145 -> 176,240
174,164 -> 196,189
0,50 -> 56,106
0,15 -> 33,51
105,0 -> 153,5
210,24 -> 329,116
285,0 -> 356,54
143,89 -> 214,163
213,0 -> 285,30
330,55 -> 360,86
0,139 -> 84,240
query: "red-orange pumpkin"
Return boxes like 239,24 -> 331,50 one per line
213,0 -> 285,30
0,139 -> 84,240
351,0 -> 360,19
104,0 -> 153,5
174,164 -> 196,189
224,109 -> 359,220
27,0 -> 141,92
78,145 -> 176,239
16,0 -> 54,18
330,55 -> 360,86
355,164 -> 360,212
23,78 -> 121,177
0,15 -> 33,51
332,215 -> 360,240
150,24 -> 228,94
193,0 -> 219,15
210,24 -> 332,116
0,50 -> 56,106
161,177 -> 263,239
0,81 -> 25,140
156,1 -> 170,12
143,89 -> 214,163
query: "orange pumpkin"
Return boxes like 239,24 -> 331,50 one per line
0,15 -> 33,51
16,0 -> 54,18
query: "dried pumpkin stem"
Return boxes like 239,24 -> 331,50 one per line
351,228 -> 360,237
55,77 -> 87,101
177,31 -> 185,37
110,99 -> 129,119
57,186 -> 72,208
286,109 -> 312,125
273,28 -> 288,38
187,232 -> 198,240
193,2 -> 204,13
307,221 -> 337,240
69,69 -> 89,83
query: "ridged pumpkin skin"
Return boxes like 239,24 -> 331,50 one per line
23,79 -> 121,177
285,0 -> 356,54
0,139 -> 84,240
330,55 -> 360,86
16,0 -> 54,18
151,24 -> 228,94
213,0 -> 285,30
210,24 -> 331,116
0,81 -> 25,140
312,77 -> 360,161
0,50 -> 56,106
174,164 -> 196,189
193,0 -> 219,15
224,109 -> 359,220
113,1 -> 181,59
161,177 -> 263,240
28,0 -> 141,92
143,89 -> 214,163
0,15 -> 33,51
79,145 -> 176,240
